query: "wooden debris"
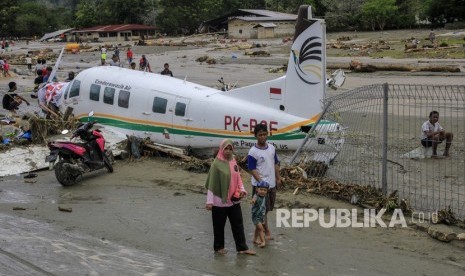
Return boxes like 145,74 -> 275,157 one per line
58,206 -> 73,212
349,60 -> 377,72
349,59 -> 460,73
195,55 -> 216,64
428,227 -> 457,242
244,50 -> 270,56
293,187 -> 300,195
280,162 -> 412,214
436,206 -> 458,225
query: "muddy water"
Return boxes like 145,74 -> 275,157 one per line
0,158 -> 465,275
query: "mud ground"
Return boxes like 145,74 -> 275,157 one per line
0,32 -> 465,275
1,159 -> 465,275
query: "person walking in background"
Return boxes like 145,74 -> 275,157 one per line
429,31 -> 436,46
139,55 -> 151,72
35,59 -> 44,76
126,47 -> 133,67
205,139 -> 256,256
114,46 -> 120,62
101,46 -> 107,65
25,55 -> 32,72
160,63 -> 173,77
109,54 -> 121,67
247,123 -> 282,241
3,59 -> 11,77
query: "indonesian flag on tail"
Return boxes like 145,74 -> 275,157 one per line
270,87 -> 282,100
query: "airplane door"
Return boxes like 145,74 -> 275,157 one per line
143,92 -> 175,142
171,96 -> 192,145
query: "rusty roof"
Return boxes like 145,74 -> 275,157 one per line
73,24 -> 155,33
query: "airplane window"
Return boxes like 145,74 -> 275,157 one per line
90,84 -> 101,101
69,80 -> 81,98
175,102 -> 186,117
103,87 -> 115,105
118,90 -> 130,108
153,97 -> 167,114
63,81 -> 72,99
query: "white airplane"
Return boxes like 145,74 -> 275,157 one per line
59,5 -> 344,158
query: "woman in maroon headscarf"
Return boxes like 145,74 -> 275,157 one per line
205,139 -> 256,255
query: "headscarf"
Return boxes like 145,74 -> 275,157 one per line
205,139 -> 236,203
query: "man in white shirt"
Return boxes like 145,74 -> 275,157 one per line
420,111 -> 453,157
247,123 -> 282,240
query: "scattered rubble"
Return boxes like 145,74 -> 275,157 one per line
195,55 -> 216,64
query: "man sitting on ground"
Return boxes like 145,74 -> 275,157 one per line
420,111 -> 453,157
2,81 -> 30,115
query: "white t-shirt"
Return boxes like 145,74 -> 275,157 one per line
25,57 -> 32,64
247,143 -> 279,188
421,120 -> 443,140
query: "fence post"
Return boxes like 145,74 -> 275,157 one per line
289,101 -> 332,165
382,83 -> 388,196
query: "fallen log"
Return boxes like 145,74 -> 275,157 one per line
348,60 -> 461,73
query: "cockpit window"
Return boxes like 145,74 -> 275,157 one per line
63,81 -> 72,99
69,80 -> 81,98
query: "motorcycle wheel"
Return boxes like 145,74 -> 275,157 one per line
103,153 -> 113,173
54,160 -> 79,186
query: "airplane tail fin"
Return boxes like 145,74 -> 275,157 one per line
226,5 -> 326,119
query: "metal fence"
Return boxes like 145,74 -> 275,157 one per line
296,84 -> 465,218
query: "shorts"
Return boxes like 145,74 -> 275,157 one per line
421,138 -> 442,147
252,186 -> 276,212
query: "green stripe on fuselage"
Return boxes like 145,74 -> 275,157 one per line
80,116 -> 335,141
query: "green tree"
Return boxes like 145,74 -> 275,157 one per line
100,0 -> 150,24
394,0 -> 422,28
425,0 -> 465,26
157,0 -> 223,34
0,0 -> 20,36
75,0 -> 103,27
323,0 -> 364,31
361,0 -> 398,30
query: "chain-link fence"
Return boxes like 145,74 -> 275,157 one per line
295,84 -> 465,218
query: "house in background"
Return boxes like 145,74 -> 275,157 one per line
71,24 -> 156,42
200,9 -> 297,39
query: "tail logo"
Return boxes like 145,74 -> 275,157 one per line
292,36 -> 323,85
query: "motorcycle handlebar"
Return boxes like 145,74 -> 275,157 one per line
72,121 -> 98,139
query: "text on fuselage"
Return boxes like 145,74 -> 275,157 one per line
224,116 -> 278,134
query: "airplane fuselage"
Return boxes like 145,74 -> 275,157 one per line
61,66 -> 317,150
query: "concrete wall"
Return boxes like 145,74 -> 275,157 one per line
228,19 -> 295,39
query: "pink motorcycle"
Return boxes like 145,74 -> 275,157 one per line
46,120 -> 113,186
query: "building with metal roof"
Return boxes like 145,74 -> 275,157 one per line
200,9 -> 297,39
71,24 -> 156,42
39,28 -> 74,42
